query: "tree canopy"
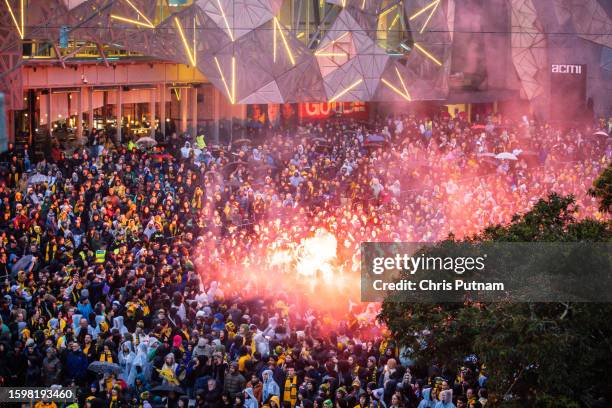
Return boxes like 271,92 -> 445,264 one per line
589,162 -> 612,214
380,187 -> 612,407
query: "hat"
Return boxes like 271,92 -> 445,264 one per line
323,400 -> 333,408
25,338 -> 35,347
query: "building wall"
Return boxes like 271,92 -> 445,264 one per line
22,62 -> 206,89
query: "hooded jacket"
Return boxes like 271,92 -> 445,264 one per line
244,387 -> 259,408
418,388 -> 435,408
193,337 -> 214,358
262,369 -> 280,403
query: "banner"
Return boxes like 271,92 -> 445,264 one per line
246,104 -> 268,128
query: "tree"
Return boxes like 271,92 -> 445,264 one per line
379,193 -> 612,407
588,162 -> 612,214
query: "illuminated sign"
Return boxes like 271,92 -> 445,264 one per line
299,102 -> 368,119
551,64 -> 583,74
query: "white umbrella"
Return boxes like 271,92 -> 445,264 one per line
27,173 -> 49,185
495,152 -> 518,160
135,137 -> 157,147
593,130 -> 609,137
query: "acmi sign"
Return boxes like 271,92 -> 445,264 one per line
551,64 -> 583,74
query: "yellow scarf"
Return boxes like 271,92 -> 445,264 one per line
100,351 -> 113,363
283,375 -> 298,408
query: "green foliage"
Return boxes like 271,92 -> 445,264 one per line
379,193 -> 612,407
588,162 -> 612,213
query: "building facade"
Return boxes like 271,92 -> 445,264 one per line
0,0 -> 610,144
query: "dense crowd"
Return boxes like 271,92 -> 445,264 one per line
0,111 -> 609,408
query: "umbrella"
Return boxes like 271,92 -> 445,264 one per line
223,161 -> 247,176
495,152 -> 518,160
232,138 -> 252,146
366,134 -> 386,143
88,361 -> 122,375
150,384 -> 185,396
27,173 -> 49,185
11,255 -> 36,275
136,137 -> 157,147
593,130 -> 609,137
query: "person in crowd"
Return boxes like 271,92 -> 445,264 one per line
0,112 -> 607,408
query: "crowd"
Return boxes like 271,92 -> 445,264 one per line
0,110 -> 609,408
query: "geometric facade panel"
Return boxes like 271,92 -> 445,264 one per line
0,0 -> 451,104
510,0 -> 548,100
553,0 -> 612,48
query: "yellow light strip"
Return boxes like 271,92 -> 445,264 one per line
273,18 -> 277,62
414,43 -> 442,66
216,0 -> 234,41
173,88 -> 181,101
214,56 -> 234,104
379,4 -> 397,19
296,32 -> 305,39
361,0 -> 366,10
315,52 -> 348,57
274,18 -> 296,66
409,0 -> 438,20
20,0 -> 23,38
316,31 -> 350,55
389,14 -> 400,29
341,0 -> 346,7
381,78 -> 410,101
111,14 -> 154,28
193,16 -> 197,66
4,0 -> 23,38
174,17 -> 196,66
418,0 -> 440,33
124,0 -> 154,27
395,66 -> 411,99
329,78 -> 363,102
